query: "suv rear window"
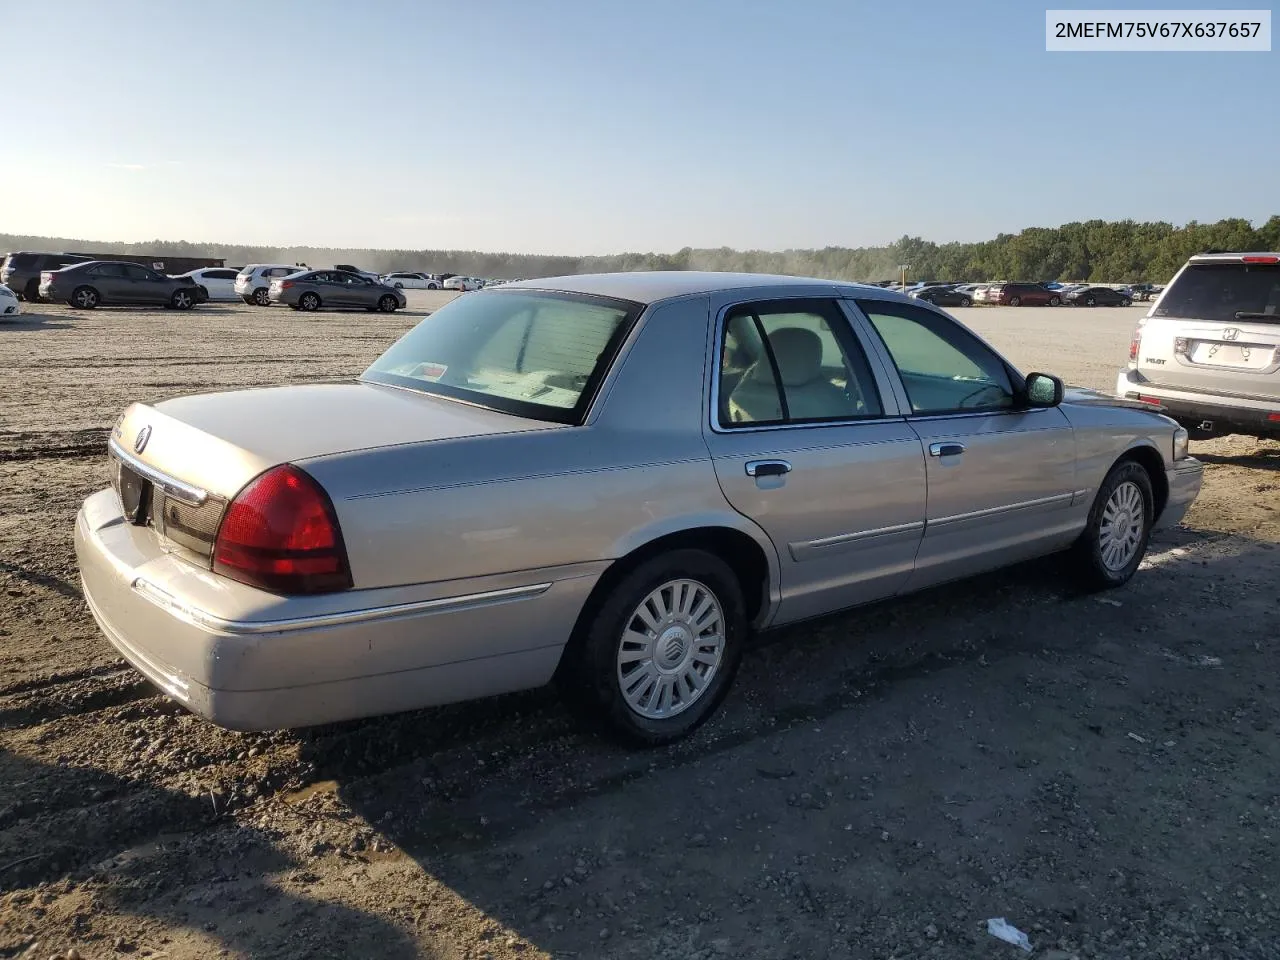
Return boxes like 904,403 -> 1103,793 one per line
1154,262 -> 1280,323
6,253 -> 38,269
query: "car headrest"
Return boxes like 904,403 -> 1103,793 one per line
751,327 -> 824,387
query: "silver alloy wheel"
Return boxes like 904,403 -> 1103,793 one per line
75,288 -> 96,308
174,292 -> 191,309
616,578 -> 725,720
254,288 -> 270,306
1099,480 -> 1145,571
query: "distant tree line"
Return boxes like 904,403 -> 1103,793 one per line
4,215 -> 1277,285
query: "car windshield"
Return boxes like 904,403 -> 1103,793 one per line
1153,262 -> 1280,323
362,290 -> 642,424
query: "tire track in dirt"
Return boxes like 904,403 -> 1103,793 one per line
0,428 -> 109,463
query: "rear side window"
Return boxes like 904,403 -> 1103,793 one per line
90,264 -> 128,277
1154,263 -> 1280,323
718,299 -> 882,427
207,269 -> 237,280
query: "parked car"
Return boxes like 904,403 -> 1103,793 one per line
76,272 -> 1201,743
1066,286 -> 1133,307
992,282 -> 1062,307
173,267 -> 241,302
235,265 -> 303,306
1117,252 -> 1280,439
382,272 -> 442,290
0,283 -> 20,318
334,264 -> 382,282
40,260 -> 200,310
267,270 -> 407,312
443,276 -> 482,291
1,251 -> 93,302
912,285 -> 974,307
1128,283 -> 1163,302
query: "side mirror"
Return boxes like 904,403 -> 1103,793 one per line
1023,372 -> 1064,407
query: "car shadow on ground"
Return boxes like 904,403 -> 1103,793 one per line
1194,448 -> 1280,472
0,313 -> 74,330
0,747 -> 422,959
288,526 -> 1280,957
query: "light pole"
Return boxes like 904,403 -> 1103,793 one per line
899,264 -> 909,292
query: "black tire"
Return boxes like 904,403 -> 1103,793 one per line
170,289 -> 195,310
23,280 -> 40,303
427,282 -> 439,290
1009,296 -> 1021,307
1049,295 -> 1061,306
252,287 -> 270,307
562,549 -> 747,746
70,286 -> 99,309
959,296 -> 972,307
1122,298 -> 1133,307
1071,460 -> 1155,591
1085,295 -> 1097,306
378,294 -> 398,313
299,292 -> 321,312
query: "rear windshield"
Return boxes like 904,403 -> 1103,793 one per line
5,253 -> 38,269
1154,262 -> 1280,323
362,290 -> 641,424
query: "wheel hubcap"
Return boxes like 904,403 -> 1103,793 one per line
616,578 -> 725,720
1100,480 -> 1144,571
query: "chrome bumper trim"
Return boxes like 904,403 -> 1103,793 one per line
131,579 -> 553,636
108,438 -> 210,506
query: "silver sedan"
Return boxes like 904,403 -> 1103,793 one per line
75,273 -> 1202,744
268,269 -> 407,312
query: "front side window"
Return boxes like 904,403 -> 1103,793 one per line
718,299 -> 882,427
857,300 -> 1014,414
363,290 -> 641,424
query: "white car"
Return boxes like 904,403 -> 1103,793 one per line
382,272 -> 442,290
172,267 -> 241,302
443,276 -> 481,291
0,283 -> 20,318
235,264 -> 304,306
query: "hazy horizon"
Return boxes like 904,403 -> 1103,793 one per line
4,0 -> 1277,255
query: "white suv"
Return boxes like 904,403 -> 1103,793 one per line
1116,252 -> 1280,440
235,264 -> 303,306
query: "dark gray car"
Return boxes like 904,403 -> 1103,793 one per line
40,261 -> 200,310
267,270 -> 407,312
1,251 -> 93,302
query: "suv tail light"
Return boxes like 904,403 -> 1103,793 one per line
1129,324 -> 1143,361
213,465 -> 352,595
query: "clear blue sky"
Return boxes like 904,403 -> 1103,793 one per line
4,0 -> 1276,254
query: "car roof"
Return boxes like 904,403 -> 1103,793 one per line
494,271 -> 905,306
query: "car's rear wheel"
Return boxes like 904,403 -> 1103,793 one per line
170,289 -> 194,310
252,287 -> 270,307
1049,295 -> 1061,306
378,294 -> 398,312
1072,460 -> 1154,590
23,280 -> 40,303
564,549 -> 746,746
1009,296 -> 1022,306
71,286 -> 99,309
427,282 -> 439,290
299,292 -> 321,312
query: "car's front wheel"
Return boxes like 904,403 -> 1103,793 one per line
170,289 -> 194,310
378,294 -> 398,312
565,549 -> 746,746
1049,295 -> 1061,306
959,296 -> 972,307
1072,460 -> 1154,590
1085,295 -> 1097,306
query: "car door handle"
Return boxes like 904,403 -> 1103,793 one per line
928,442 -> 966,458
745,459 -> 792,478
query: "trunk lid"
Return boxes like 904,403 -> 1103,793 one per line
109,382 -> 557,563
1133,258 -> 1280,400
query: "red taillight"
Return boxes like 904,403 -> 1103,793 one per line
212,465 -> 352,594
1269,413 -> 1280,422
1129,326 -> 1142,361
1242,256 -> 1279,264
280,280 -> 294,289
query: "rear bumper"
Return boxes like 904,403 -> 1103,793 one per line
1115,370 -> 1280,438
1155,457 -> 1203,531
75,488 -> 595,730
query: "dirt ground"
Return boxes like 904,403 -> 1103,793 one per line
2,296 -> 1278,960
